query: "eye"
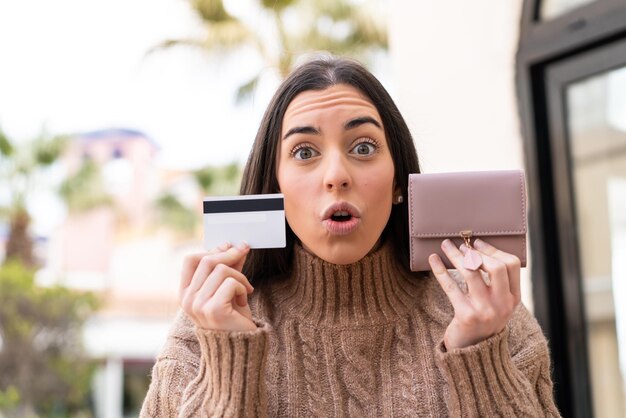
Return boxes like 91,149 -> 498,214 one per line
292,146 -> 320,160
350,140 -> 378,156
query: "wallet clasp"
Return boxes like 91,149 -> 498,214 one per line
460,230 -> 473,248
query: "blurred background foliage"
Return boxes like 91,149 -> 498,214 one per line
151,0 -> 387,101
155,162 -> 242,235
0,127 -> 99,417
0,262 -> 99,418
59,161 -> 113,215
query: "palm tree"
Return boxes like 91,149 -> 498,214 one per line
150,0 -> 387,100
0,127 -> 67,267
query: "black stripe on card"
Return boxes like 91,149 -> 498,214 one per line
203,197 -> 284,214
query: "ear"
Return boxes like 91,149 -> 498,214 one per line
392,184 -> 403,205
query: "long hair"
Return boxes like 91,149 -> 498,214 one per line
240,56 -> 422,286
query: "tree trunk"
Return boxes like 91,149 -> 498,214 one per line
5,209 -> 35,267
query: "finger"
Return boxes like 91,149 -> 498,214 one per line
185,245 -> 251,296
180,243 -> 232,295
180,253 -> 205,296
470,249 -> 511,295
231,241 -> 250,272
441,239 -> 488,298
211,277 -> 248,309
235,293 -> 248,307
196,264 -> 253,303
429,253 -> 468,308
474,239 -> 521,301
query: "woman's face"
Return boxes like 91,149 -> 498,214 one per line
276,84 -> 397,264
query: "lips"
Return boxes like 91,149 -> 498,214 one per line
321,202 -> 362,235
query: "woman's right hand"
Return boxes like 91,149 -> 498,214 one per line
179,242 -> 256,332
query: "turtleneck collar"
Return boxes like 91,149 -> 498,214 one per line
270,241 -> 423,327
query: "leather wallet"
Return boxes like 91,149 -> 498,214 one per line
408,170 -> 527,271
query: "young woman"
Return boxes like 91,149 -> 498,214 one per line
141,56 -> 561,417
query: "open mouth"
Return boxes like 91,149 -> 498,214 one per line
330,210 -> 353,222
321,202 -> 361,235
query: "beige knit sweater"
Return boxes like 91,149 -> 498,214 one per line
141,242 -> 561,417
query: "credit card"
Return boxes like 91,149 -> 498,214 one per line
203,193 -> 286,249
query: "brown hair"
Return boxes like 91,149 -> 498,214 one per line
240,55 -> 422,286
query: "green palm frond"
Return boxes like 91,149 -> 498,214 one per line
33,134 -> 68,166
292,1 -> 387,56
151,0 -> 388,99
191,0 -> 233,23
260,0 -> 297,12
146,38 -> 207,55
202,20 -> 253,49
0,128 -> 14,157
147,20 -> 252,56
236,73 -> 262,103
193,167 -> 216,194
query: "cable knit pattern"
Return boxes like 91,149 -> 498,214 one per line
141,241 -> 562,417
340,328 -> 380,417
394,318 -> 418,413
298,324 -> 325,417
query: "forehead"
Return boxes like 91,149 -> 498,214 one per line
283,84 -> 380,125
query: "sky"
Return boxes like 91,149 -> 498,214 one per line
0,0 -> 280,170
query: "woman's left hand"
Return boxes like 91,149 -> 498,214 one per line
429,238 -> 522,350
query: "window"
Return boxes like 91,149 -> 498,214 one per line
518,0 -> 626,416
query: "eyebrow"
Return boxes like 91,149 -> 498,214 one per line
282,126 -> 320,140
344,116 -> 382,130
282,116 -> 382,140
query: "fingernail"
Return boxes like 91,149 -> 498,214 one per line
237,241 -> 250,251
429,253 -> 442,264
429,253 -> 444,271
442,239 -> 453,249
218,242 -> 231,251
474,239 -> 485,249
459,244 -> 468,254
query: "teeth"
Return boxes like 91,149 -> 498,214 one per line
333,210 -> 349,216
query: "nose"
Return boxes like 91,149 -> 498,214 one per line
323,153 -> 352,192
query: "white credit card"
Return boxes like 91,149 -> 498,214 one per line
203,193 -> 286,249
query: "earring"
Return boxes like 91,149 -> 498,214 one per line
395,195 -> 404,204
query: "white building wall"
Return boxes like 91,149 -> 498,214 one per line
388,0 -> 533,307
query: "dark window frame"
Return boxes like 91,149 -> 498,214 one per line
517,0 -> 626,417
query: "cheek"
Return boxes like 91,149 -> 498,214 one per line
361,167 -> 395,232
277,166 -> 317,226
362,167 -> 395,201
279,167 -> 311,199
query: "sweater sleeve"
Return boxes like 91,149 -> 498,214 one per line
140,312 -> 269,418
435,304 -> 562,418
